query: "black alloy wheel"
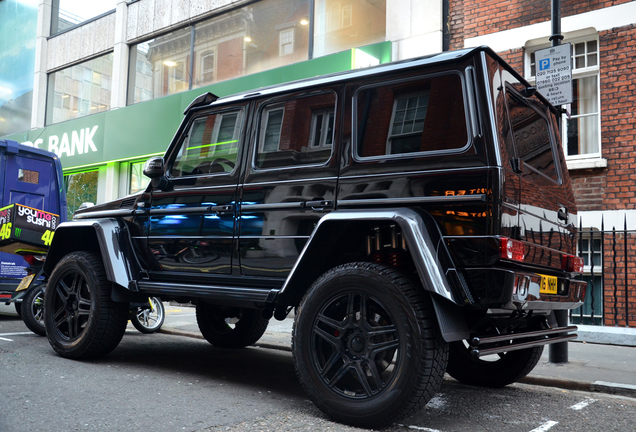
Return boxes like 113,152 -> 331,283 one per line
293,262 -> 448,428
44,251 -> 128,359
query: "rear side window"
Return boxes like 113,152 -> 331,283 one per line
171,108 -> 243,177
255,92 -> 336,169
506,85 -> 559,182
355,73 -> 468,158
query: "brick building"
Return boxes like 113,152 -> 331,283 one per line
451,0 -> 636,327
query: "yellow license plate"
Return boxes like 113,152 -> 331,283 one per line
16,274 -> 35,292
539,274 -> 558,294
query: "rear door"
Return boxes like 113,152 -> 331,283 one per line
3,154 -> 54,210
238,88 -> 340,279
502,70 -> 577,265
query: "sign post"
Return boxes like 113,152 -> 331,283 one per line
534,43 -> 573,106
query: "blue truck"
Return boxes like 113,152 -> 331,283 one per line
0,139 -> 67,327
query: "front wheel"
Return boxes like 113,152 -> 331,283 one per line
446,341 -> 543,388
21,283 -> 46,336
130,297 -> 165,334
44,251 -> 129,359
196,304 -> 268,348
292,262 -> 448,428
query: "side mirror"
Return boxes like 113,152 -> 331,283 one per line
143,156 -> 165,179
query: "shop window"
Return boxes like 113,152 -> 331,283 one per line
130,162 -> 150,195
46,53 -> 113,125
64,170 -> 99,220
129,0 -> 310,103
314,0 -> 385,57
171,109 -> 243,177
527,36 -> 600,161
356,74 -> 468,159
256,93 -> 336,169
50,0 -> 116,35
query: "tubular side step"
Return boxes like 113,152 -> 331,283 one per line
470,325 -> 578,346
470,334 -> 577,358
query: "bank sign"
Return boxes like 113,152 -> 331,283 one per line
534,43 -> 573,106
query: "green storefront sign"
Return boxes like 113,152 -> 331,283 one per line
5,44 -> 391,171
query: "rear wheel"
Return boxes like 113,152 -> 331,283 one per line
44,251 -> 128,359
446,341 -> 543,388
196,304 -> 268,348
22,283 -> 46,336
292,262 -> 448,428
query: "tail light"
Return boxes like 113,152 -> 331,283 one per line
23,255 -> 36,266
499,237 -> 525,262
562,254 -> 584,273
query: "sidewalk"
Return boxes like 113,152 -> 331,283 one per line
161,304 -> 636,398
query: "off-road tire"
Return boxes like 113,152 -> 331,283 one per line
22,283 -> 46,336
44,251 -> 128,359
196,304 -> 268,348
446,341 -> 543,388
292,262 -> 448,428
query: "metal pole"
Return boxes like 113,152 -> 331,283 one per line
549,0 -> 569,364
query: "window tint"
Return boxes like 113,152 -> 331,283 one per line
256,93 -> 336,169
171,110 -> 242,177
356,74 -> 468,158
506,86 -> 558,182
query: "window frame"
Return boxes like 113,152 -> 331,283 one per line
168,107 -> 245,179
525,34 -> 601,163
352,71 -> 472,162
385,90 -> 430,155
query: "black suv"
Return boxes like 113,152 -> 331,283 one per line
42,46 -> 586,428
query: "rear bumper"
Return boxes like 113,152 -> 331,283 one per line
462,267 -> 586,310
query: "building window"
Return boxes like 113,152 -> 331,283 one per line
572,232 -> 603,325
527,36 -> 600,160
200,50 -> 216,83
280,28 -> 295,56
310,109 -> 335,149
46,53 -> 113,125
388,93 -> 429,155
261,108 -> 285,153
64,170 -> 99,220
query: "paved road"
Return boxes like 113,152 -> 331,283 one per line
2,312 -> 636,432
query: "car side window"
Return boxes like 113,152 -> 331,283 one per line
255,92 -> 336,169
355,73 -> 468,158
171,109 -> 243,177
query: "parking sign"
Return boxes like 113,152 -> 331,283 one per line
534,43 -> 572,106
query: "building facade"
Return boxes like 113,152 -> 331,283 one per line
1,0 -> 635,327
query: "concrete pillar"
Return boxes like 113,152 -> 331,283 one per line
31,0 -> 52,129
110,0 -> 130,109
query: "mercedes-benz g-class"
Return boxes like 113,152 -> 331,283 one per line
42,46 -> 585,428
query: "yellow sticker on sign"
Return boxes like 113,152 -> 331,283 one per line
538,274 -> 558,294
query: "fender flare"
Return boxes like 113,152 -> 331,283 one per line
44,218 -> 140,293
279,208 -> 461,303
277,208 -> 470,341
